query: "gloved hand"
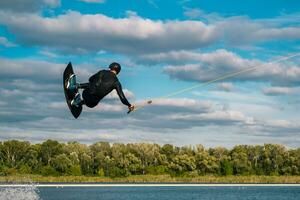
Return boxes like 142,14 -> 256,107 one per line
127,105 -> 135,114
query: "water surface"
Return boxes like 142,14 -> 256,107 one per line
37,186 -> 300,200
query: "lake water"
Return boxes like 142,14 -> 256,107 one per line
0,185 -> 300,200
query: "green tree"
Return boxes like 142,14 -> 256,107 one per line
231,145 -> 252,175
68,165 -> 82,176
0,140 -> 31,169
126,153 -> 142,175
51,154 -> 72,174
262,144 -> 287,175
195,148 -> 219,175
220,160 -> 233,176
90,142 -> 111,173
40,140 -> 63,165
247,145 -> 264,175
169,154 -> 196,175
40,165 -> 58,176
129,143 -> 162,175
80,153 -> 93,175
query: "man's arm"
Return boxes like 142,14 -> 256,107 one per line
115,81 -> 131,107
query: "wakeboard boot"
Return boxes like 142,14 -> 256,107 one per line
71,92 -> 84,107
66,74 -> 77,93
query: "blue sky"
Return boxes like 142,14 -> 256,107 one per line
0,0 -> 300,147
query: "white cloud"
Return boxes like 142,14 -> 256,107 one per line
0,36 -> 16,47
0,71 -> 253,133
263,86 -> 300,96
167,110 -> 254,125
0,11 -> 218,54
138,49 -> 259,66
47,101 -> 66,109
0,58 -> 91,81
1,9 -> 300,147
183,10 -> 300,44
265,119 -> 293,128
149,98 -> 212,108
127,98 -> 255,131
217,82 -> 234,92
219,16 -> 300,45
105,89 -> 135,100
43,0 -> 61,8
132,98 -> 213,117
38,50 -> 59,58
1,69 -> 299,147
0,10 -> 299,54
88,103 -> 124,112
254,119 -> 300,136
162,49 -> 300,87
0,101 -> 7,106
0,0 -> 60,12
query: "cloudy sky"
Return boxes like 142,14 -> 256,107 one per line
0,0 -> 300,147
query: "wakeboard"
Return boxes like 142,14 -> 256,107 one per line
63,62 -> 82,119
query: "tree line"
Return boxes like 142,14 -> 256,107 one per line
0,140 -> 299,177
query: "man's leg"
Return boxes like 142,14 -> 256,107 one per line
77,83 -> 89,89
80,89 -> 99,108
67,74 -> 89,91
72,83 -> 89,106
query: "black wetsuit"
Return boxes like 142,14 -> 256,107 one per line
79,70 -> 131,108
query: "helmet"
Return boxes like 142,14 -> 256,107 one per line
109,62 -> 121,74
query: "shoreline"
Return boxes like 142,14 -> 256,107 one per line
1,183 -> 300,187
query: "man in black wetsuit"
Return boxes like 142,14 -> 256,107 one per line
67,62 -> 134,113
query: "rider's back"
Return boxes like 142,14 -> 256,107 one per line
88,70 -> 118,99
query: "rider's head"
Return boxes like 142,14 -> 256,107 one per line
109,62 -> 121,75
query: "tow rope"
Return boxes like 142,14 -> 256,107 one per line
129,52 -> 300,114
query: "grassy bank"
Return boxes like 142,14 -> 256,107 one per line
1,175 -> 300,184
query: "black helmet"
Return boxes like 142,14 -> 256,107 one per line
109,62 -> 121,74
